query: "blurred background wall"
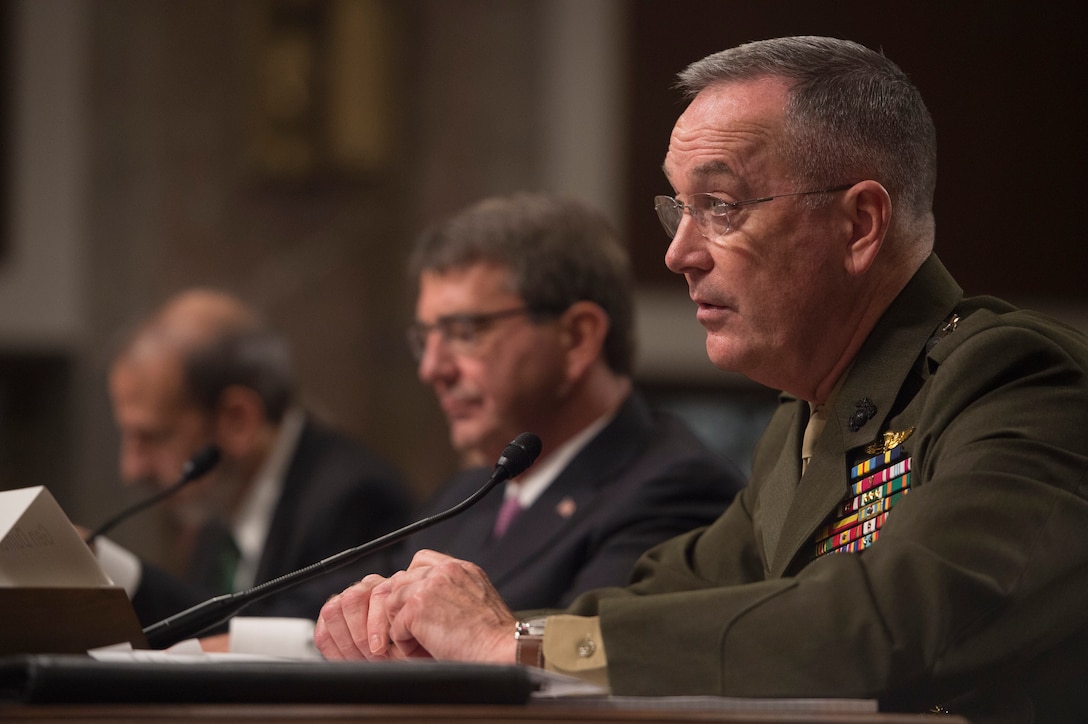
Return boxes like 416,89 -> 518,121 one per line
1,0 -> 1084,570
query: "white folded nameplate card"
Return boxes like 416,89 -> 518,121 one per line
0,486 -> 114,587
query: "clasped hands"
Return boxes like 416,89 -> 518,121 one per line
315,548 -> 518,663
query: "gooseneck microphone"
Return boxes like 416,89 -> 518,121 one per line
85,444 -> 223,545
142,432 -> 543,649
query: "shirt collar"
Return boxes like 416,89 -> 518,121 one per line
506,411 -> 615,508
231,407 -> 306,587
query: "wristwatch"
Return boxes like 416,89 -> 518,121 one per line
514,617 -> 546,668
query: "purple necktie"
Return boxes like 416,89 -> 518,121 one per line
493,492 -> 524,539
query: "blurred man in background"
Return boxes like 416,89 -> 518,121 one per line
397,192 -> 745,610
91,289 -> 411,631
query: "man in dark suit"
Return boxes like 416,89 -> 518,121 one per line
91,289 -> 411,632
397,192 -> 744,610
315,38 -> 1088,722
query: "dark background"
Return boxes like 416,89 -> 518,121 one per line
624,2 -> 1086,298
0,1 -> 1084,570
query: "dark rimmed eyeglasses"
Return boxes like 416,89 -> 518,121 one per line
406,307 -> 546,361
654,184 -> 854,241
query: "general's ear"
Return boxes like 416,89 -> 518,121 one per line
558,301 -> 610,381
212,385 -> 266,457
842,180 -> 892,276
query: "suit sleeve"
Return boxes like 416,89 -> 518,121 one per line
130,561 -> 214,626
558,452 -> 747,607
244,473 -> 412,620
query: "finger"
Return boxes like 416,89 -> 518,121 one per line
389,636 -> 430,659
385,567 -> 455,660
317,576 -> 383,660
366,576 -> 399,656
407,548 -> 456,569
387,591 -> 419,656
314,594 -> 348,660
312,611 -> 338,660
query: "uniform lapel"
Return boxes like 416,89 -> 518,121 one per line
758,399 -> 807,570
766,255 -> 962,576
770,404 -> 851,576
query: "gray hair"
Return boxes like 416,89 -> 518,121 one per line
407,192 -> 636,376
678,36 -> 937,227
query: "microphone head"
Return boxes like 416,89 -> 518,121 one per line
181,444 -> 222,482
495,432 -> 542,480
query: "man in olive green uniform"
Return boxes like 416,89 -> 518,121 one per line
313,37 -> 1088,722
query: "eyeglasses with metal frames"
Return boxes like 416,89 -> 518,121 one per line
406,307 -> 542,361
654,184 -> 854,240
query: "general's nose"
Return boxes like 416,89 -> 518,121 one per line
665,213 -> 711,274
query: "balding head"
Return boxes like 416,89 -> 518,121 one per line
109,289 -> 294,497
116,289 -> 293,422
121,289 -> 260,369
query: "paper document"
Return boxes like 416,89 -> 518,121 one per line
527,667 -> 609,698
90,639 -> 278,663
0,486 -> 114,587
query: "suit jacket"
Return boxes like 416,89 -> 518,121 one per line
401,393 -> 745,611
568,256 -> 1088,722
131,418 -> 412,627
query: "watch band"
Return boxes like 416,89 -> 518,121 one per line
514,618 -> 546,668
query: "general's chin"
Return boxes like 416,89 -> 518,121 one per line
704,334 -> 745,373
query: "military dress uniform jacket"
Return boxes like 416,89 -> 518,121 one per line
402,393 -> 745,611
565,255 -> 1088,722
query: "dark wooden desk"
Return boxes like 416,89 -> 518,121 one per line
0,655 -> 971,723
0,702 -> 969,723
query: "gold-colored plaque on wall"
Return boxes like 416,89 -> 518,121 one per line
247,0 -> 394,181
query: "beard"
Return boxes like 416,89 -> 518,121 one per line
154,457 -> 247,528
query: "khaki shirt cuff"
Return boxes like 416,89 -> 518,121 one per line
542,614 -> 610,692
